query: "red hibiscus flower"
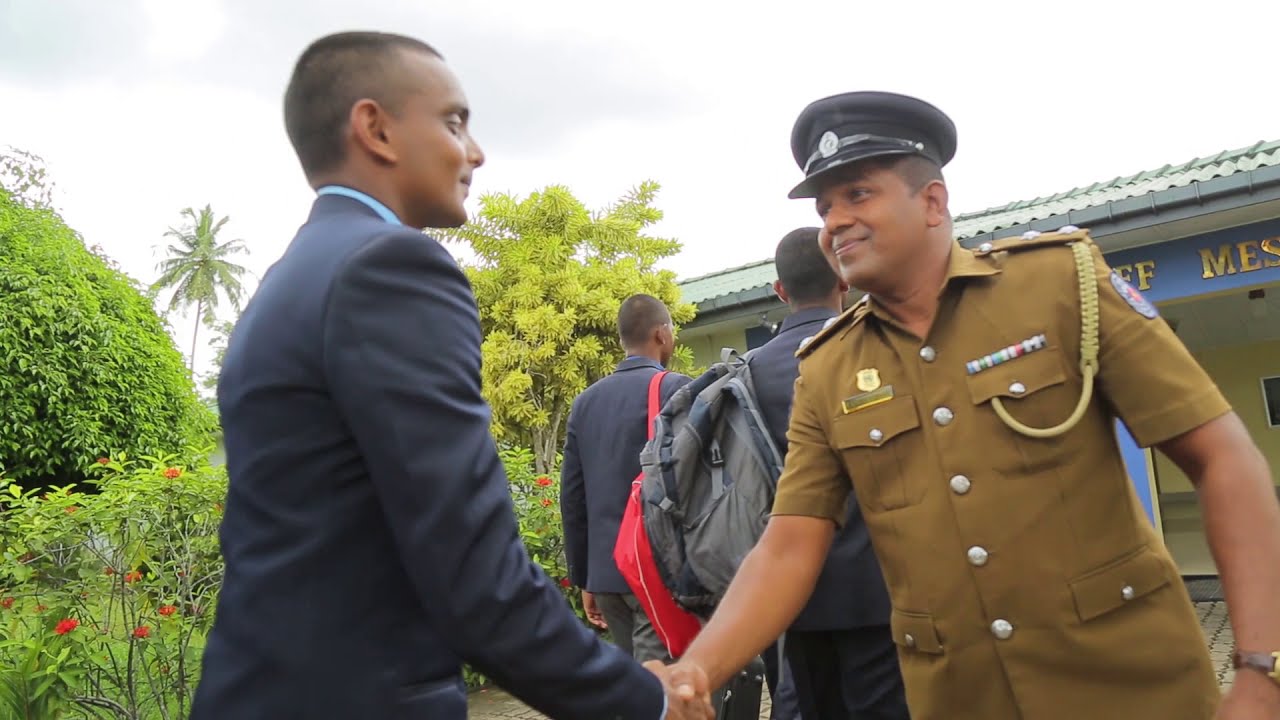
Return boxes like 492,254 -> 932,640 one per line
55,618 -> 79,635
559,578 -> 572,588
97,457 -> 111,465
540,498 -> 553,507
158,605 -> 177,617
132,626 -> 150,639
0,597 -> 13,610
124,570 -> 143,584
163,467 -> 182,479
535,476 -> 553,487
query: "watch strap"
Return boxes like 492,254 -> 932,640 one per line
1232,650 -> 1280,682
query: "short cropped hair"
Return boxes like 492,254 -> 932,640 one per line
617,294 -> 671,348
775,227 -> 839,305
864,154 -> 944,193
284,31 -> 442,179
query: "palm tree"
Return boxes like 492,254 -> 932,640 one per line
151,205 -> 249,373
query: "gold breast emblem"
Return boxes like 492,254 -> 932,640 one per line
855,367 -> 881,392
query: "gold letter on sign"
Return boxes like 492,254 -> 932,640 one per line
1239,241 -> 1263,273
1261,237 -> 1280,268
1134,260 -> 1156,290
1200,245 -> 1237,279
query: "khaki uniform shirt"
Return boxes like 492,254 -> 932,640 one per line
773,230 -> 1229,719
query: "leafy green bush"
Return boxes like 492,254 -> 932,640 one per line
0,188 -> 217,489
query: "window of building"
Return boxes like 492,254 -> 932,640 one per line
1262,376 -> 1280,428
745,325 -> 775,350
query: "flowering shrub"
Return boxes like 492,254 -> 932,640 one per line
1,446 -> 588,707
0,453 -> 225,719
502,447 -> 574,604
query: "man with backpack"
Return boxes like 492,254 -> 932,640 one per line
560,294 -> 692,663
750,227 -> 909,720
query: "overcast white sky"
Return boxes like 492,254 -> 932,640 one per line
2,0 -> 1278,377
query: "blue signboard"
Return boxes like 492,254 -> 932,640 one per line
1103,216 -> 1280,303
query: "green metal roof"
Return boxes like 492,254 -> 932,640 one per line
678,258 -> 777,306
952,138 -> 1280,238
678,139 -> 1280,307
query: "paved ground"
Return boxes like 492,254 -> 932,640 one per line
467,601 -> 1236,719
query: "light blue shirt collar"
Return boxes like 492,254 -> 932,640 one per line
316,185 -> 402,226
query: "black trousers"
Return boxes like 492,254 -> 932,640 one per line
784,625 -> 910,720
593,592 -> 672,663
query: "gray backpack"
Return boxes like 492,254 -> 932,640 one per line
638,348 -> 785,617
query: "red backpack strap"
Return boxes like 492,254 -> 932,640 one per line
646,370 -> 668,441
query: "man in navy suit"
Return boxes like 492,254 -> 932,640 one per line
560,294 -> 691,662
192,32 -> 709,720
748,228 -> 909,719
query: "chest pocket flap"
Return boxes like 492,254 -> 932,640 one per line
832,395 -> 920,449
1069,546 -> 1171,622
965,344 -> 1068,405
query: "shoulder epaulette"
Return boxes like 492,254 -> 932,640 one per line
795,295 -> 870,359
971,227 -> 1093,258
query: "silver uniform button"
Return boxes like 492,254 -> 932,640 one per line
869,429 -> 884,443
978,242 -> 994,253
991,619 -> 1014,640
1009,382 -> 1027,396
904,633 -> 916,648
919,346 -> 937,363
950,475 -> 971,494
1121,585 -> 1135,601
967,546 -> 989,566
932,407 -> 954,426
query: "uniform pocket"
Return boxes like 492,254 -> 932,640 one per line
1069,546 -> 1171,623
965,344 -> 1068,406
890,608 -> 944,655
831,396 -> 923,511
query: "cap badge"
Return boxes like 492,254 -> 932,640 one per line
818,131 -> 840,158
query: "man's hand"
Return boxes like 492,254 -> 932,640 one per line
581,590 -> 607,629
1216,671 -> 1280,719
643,660 -> 714,719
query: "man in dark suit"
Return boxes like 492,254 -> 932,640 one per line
748,228 -> 909,720
193,32 -> 709,720
560,294 -> 691,662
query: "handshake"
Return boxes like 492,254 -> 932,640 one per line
642,659 -> 717,720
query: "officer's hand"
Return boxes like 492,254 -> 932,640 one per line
581,590 -> 607,629
1216,671 -> 1280,719
643,660 -> 714,719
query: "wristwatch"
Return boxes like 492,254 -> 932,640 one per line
1232,650 -> 1280,683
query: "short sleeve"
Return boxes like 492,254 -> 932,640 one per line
770,369 -> 851,525
1089,242 -> 1231,447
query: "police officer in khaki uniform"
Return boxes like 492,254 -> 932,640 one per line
648,92 -> 1280,719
